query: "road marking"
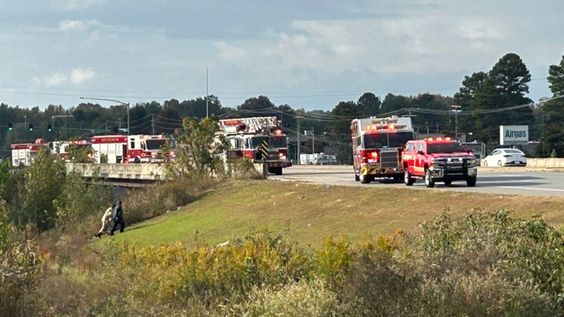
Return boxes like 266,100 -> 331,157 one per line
498,186 -> 564,192
477,179 -> 535,184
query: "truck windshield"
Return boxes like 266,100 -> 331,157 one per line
269,136 -> 287,148
363,132 -> 413,148
250,136 -> 269,148
146,139 -> 166,150
428,142 -> 466,153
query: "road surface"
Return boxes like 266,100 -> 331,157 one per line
273,165 -> 564,197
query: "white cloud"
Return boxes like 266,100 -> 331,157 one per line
69,67 -> 95,84
58,19 -> 99,32
35,67 -> 96,86
214,14 -> 509,76
51,0 -> 106,11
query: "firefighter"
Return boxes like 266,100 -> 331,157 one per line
95,204 -> 115,238
110,201 -> 126,235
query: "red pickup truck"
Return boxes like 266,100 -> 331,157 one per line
401,137 -> 477,187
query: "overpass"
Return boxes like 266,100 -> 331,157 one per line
66,163 -> 168,186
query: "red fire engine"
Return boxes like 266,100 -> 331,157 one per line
91,135 -> 128,163
49,140 -> 92,162
351,116 -> 414,183
10,138 -> 49,167
91,134 -> 172,163
219,116 -> 292,175
125,134 -> 171,163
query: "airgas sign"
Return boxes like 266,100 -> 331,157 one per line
500,125 -> 528,145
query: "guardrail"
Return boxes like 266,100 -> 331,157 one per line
526,158 -> 564,168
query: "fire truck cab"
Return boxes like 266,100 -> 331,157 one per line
351,116 -> 414,183
219,116 -> 291,175
10,138 -> 48,167
126,134 -> 169,163
401,137 -> 477,188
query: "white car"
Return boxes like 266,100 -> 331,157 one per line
482,148 -> 527,167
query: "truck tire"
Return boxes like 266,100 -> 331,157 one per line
467,177 -> 477,187
354,172 -> 360,182
404,169 -> 414,186
424,169 -> 435,188
360,174 -> 372,184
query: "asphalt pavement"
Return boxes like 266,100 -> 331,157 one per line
272,165 -> 564,197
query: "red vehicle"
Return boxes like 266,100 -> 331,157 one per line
126,134 -> 171,163
91,135 -> 128,163
351,116 -> 414,183
11,138 -> 48,166
49,140 -> 92,162
401,137 -> 477,188
219,116 -> 291,175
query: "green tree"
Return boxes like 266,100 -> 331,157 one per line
357,92 -> 381,116
169,117 -> 228,177
539,55 -> 564,157
19,151 -> 66,231
328,101 -> 360,164
454,71 -> 488,137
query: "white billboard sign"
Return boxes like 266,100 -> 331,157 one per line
500,125 -> 528,145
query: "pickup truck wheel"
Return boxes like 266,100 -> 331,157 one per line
360,174 -> 371,184
467,177 -> 477,187
354,173 -> 360,182
424,169 -> 435,188
444,179 -> 452,186
404,169 -> 414,186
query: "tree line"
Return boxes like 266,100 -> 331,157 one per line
1,53 -> 563,162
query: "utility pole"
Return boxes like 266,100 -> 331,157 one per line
296,117 -> 300,164
24,115 -> 27,131
151,114 -> 155,134
312,126 -> 315,155
206,67 -> 209,118
450,105 -> 462,139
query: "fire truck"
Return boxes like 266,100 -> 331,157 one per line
351,116 -> 414,183
91,134 -> 171,164
218,116 -> 292,175
10,138 -> 49,167
125,134 -> 170,163
91,135 -> 128,163
49,140 -> 92,162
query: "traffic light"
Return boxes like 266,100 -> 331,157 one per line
28,124 -> 33,131
48,124 -> 52,132
7,123 -> 12,131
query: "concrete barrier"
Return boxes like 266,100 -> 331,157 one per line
526,158 -> 564,168
66,163 -> 167,180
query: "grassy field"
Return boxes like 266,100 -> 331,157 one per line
107,179 -> 564,248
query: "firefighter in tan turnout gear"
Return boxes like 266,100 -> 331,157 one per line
95,204 -> 115,238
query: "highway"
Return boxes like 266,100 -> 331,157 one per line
273,165 -> 564,197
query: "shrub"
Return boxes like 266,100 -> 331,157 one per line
224,278 -> 344,317
116,230 -> 312,308
0,236 -> 42,316
225,158 -> 263,179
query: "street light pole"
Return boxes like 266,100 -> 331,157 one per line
206,67 -> 209,118
80,97 -> 130,135
450,105 -> 462,140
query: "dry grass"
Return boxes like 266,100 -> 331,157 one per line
106,180 -> 564,248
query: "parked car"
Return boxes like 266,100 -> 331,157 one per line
482,148 -> 527,167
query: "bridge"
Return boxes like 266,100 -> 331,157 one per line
66,163 -> 168,187
65,162 -> 269,187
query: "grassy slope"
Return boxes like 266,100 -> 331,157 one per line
108,180 -> 564,248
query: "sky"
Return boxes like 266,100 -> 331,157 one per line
0,0 -> 563,111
